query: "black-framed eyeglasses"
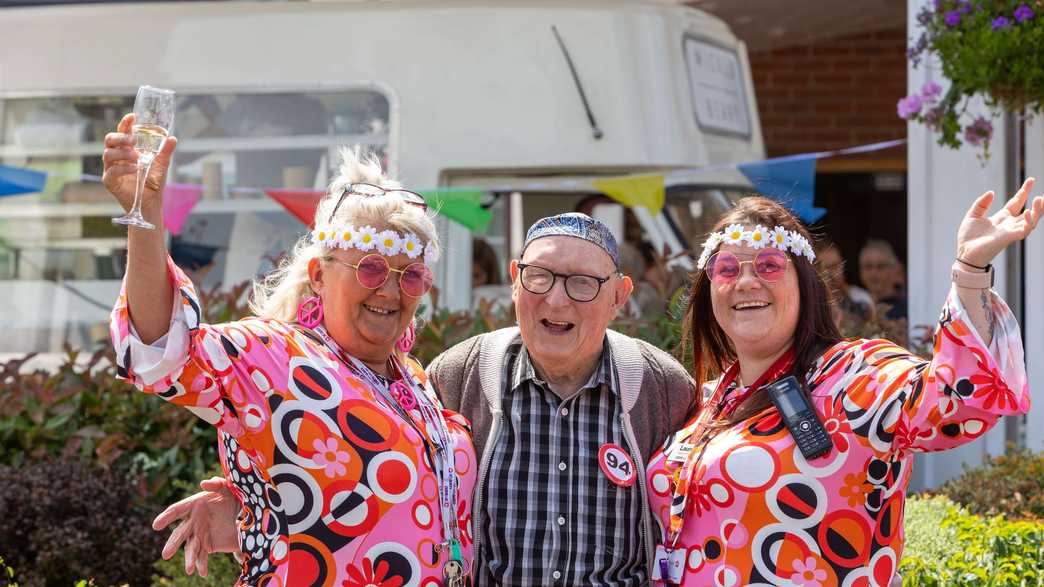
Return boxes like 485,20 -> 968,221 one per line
517,263 -> 617,303
327,182 -> 428,223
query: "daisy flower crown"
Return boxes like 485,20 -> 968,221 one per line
311,224 -> 439,264
696,224 -> 816,269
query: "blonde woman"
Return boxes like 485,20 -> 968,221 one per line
103,113 -> 476,586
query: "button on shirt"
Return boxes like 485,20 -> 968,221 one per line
478,342 -> 647,586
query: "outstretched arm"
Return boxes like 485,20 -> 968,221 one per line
953,177 -> 1043,346
152,477 -> 242,577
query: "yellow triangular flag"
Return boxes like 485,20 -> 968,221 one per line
592,174 -> 666,215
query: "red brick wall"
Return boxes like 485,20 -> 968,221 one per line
749,28 -> 907,163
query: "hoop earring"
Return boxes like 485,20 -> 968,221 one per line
297,295 -> 324,329
396,318 -> 417,353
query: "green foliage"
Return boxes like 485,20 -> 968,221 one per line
152,551 -> 242,586
936,446 -> 1044,521
903,495 -> 965,565
907,1 -> 1044,156
0,554 -> 17,587
900,495 -> 1044,586
0,346 -> 221,506
412,299 -> 517,365
0,276 -> 254,507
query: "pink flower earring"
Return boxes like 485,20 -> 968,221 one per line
396,319 -> 416,353
297,295 -> 324,329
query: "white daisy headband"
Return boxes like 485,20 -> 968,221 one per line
311,224 -> 440,264
696,224 -> 815,269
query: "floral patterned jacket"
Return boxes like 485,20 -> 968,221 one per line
646,287 -> 1029,587
112,258 -> 477,586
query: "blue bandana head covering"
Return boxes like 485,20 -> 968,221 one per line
522,212 -> 620,268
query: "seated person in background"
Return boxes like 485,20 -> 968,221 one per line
816,240 -> 875,329
618,242 -> 664,318
859,238 -> 908,320
472,237 -> 512,310
472,237 -> 502,287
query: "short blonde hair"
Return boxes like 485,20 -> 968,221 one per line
249,147 -> 439,322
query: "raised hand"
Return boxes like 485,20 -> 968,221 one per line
152,477 -> 241,577
957,177 -> 1044,268
102,113 -> 178,217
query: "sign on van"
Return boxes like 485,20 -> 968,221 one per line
684,37 -> 752,137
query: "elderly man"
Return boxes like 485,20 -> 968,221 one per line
858,238 -> 908,320
429,213 -> 695,585
151,213 -> 696,585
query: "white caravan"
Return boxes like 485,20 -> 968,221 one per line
0,0 -> 763,355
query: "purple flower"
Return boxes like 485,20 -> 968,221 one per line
992,15 -> 1012,30
1014,4 -> 1034,22
921,82 -> 943,102
945,10 -> 962,26
958,0 -> 972,14
924,106 -> 946,131
964,116 -> 993,147
897,94 -> 924,119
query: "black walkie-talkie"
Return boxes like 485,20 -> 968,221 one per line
764,375 -> 833,460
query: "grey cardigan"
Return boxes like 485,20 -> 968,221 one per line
426,327 -> 696,579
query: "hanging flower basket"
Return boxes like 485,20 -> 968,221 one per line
901,1 -> 1044,159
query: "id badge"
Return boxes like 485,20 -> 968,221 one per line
652,545 -> 686,584
667,443 -> 695,463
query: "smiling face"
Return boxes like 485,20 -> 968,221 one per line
308,244 -> 423,363
858,245 -> 899,300
510,236 -> 632,374
709,242 -> 801,360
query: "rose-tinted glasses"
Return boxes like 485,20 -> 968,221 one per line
326,254 -> 434,297
327,182 -> 428,223
705,249 -> 790,284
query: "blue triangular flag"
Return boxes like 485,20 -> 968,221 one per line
738,156 -> 826,224
0,164 -> 47,197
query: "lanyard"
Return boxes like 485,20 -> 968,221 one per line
664,347 -> 795,550
311,326 -> 465,565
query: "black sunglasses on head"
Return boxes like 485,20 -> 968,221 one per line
327,183 -> 428,223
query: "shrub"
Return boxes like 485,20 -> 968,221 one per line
152,551 -> 242,586
900,495 -> 1044,586
0,346 -> 221,506
936,446 -> 1044,521
0,458 -> 164,587
903,495 -> 964,565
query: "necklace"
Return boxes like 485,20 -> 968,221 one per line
309,325 -> 467,582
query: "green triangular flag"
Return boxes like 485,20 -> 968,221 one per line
420,188 -> 492,233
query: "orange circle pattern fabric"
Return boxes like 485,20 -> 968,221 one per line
112,257 -> 477,586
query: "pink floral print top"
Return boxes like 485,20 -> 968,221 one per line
111,258 -> 477,586
646,288 -> 1029,587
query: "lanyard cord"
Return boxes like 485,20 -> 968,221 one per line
664,347 -> 796,549
311,326 -> 464,562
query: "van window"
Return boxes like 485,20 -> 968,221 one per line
0,88 -> 390,354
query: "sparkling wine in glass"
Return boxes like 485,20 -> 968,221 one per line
113,85 -> 176,229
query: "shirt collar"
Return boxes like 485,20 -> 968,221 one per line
510,337 -> 616,396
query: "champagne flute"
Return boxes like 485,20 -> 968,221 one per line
112,85 -> 176,229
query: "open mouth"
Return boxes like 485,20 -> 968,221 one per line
363,303 -> 397,316
732,301 -> 770,312
540,318 -> 575,333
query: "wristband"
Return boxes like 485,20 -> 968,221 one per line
951,261 -> 993,289
956,257 -> 990,271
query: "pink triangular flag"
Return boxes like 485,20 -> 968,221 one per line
162,183 -> 202,235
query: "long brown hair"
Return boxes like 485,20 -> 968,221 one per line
682,196 -> 842,429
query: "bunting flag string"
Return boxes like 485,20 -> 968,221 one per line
0,139 -> 905,231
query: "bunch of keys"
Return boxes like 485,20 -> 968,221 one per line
443,559 -> 464,586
